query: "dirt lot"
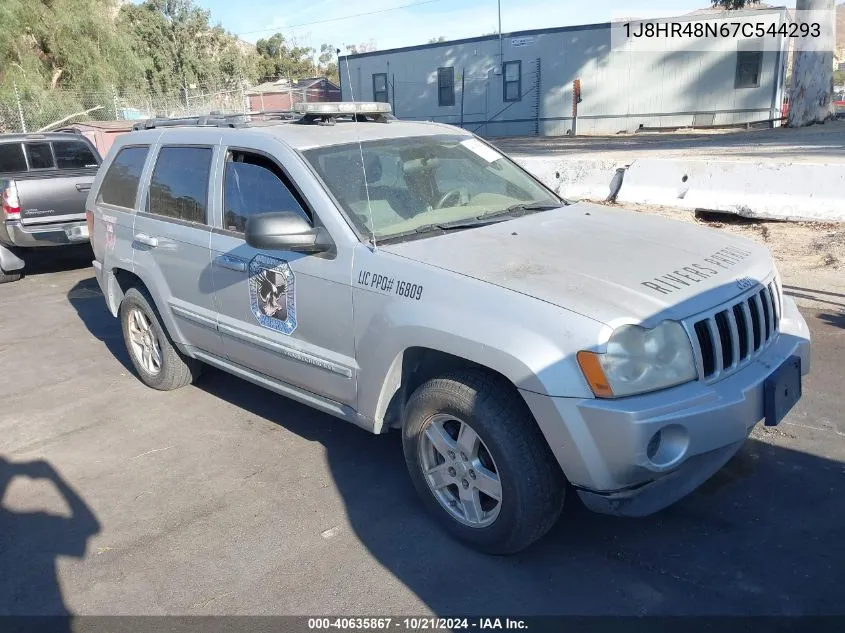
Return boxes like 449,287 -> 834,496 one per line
616,203 -> 845,312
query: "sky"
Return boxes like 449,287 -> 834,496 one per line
192,0 -> 797,52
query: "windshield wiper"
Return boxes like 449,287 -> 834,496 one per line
376,201 -> 566,244
375,221 -> 476,244
462,201 -> 564,226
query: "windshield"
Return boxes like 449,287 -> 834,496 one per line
302,134 -> 561,240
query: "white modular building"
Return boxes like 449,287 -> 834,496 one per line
338,6 -> 790,137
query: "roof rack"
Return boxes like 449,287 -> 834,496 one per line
129,103 -> 395,131
131,114 -> 250,131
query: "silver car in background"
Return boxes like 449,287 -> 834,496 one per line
87,103 -> 811,554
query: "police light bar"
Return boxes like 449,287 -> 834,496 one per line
293,102 -> 392,115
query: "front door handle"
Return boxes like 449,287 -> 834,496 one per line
76,183 -> 91,192
214,254 -> 247,273
134,233 -> 159,248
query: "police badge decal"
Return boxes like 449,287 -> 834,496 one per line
248,254 -> 297,335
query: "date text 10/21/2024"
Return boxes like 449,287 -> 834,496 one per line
307,617 -> 529,630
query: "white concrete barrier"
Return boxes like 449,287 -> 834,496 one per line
515,155 -> 845,222
515,156 -> 628,202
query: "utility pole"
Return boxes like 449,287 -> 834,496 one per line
498,0 -> 503,69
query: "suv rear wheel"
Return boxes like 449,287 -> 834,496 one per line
402,369 -> 565,554
120,287 -> 202,390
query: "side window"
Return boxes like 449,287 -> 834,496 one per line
503,61 -> 521,102
25,143 -> 55,170
98,146 -> 150,209
53,140 -> 99,169
148,146 -> 212,225
0,144 -> 27,172
437,67 -> 455,106
223,150 -> 309,234
373,73 -> 388,103
735,42 -> 763,89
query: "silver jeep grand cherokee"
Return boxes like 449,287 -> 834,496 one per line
88,103 -> 811,554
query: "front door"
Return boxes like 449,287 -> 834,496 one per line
131,140 -> 224,357
209,144 -> 356,406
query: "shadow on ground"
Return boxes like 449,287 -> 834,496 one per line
0,457 -> 100,622
818,312 -> 845,330
17,244 -> 93,278
67,278 -> 133,372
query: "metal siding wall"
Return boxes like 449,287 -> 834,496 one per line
341,9 -> 786,137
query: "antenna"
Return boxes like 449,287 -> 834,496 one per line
343,55 -> 377,251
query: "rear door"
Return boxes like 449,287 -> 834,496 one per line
15,138 -> 100,227
91,143 -> 152,274
131,134 -> 225,358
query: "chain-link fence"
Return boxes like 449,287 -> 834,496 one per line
0,78 -> 344,134
0,81 -> 253,134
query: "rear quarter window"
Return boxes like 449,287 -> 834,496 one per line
53,140 -> 99,169
0,144 -> 27,172
97,146 -> 150,209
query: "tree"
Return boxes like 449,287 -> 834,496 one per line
118,0 -> 257,94
255,33 -> 316,83
345,40 -> 378,55
428,36 -> 446,44
712,0 -> 835,127
318,43 -> 339,84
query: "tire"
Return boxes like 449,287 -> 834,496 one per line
0,268 -> 22,284
119,287 -> 202,391
402,369 -> 566,555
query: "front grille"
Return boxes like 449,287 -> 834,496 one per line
689,281 -> 781,380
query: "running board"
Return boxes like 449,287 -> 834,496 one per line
189,349 -> 377,433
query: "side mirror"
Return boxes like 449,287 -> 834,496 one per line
244,212 -> 332,253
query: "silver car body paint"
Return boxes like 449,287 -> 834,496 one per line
88,117 -> 811,516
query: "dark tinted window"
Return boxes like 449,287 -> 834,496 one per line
148,146 -> 212,224
53,140 -> 99,169
25,143 -> 55,169
735,42 -> 763,89
0,144 -> 27,172
373,73 -> 388,103
438,67 -> 454,106
98,146 -> 149,209
224,152 -> 308,233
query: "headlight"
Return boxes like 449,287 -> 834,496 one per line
577,321 -> 697,398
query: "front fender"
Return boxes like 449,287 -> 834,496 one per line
352,262 -> 604,428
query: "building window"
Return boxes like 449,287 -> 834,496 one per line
438,67 -> 455,106
503,60 -> 522,102
373,73 -> 388,103
735,49 -> 763,89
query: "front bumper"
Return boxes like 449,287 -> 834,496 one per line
521,295 -> 811,517
3,219 -> 89,248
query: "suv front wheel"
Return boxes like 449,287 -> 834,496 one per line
402,370 -> 565,554
119,287 -> 202,390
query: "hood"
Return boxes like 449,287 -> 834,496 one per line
380,203 -> 775,325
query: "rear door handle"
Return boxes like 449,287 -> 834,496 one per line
76,183 -> 91,192
134,233 -> 159,248
214,254 -> 247,273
